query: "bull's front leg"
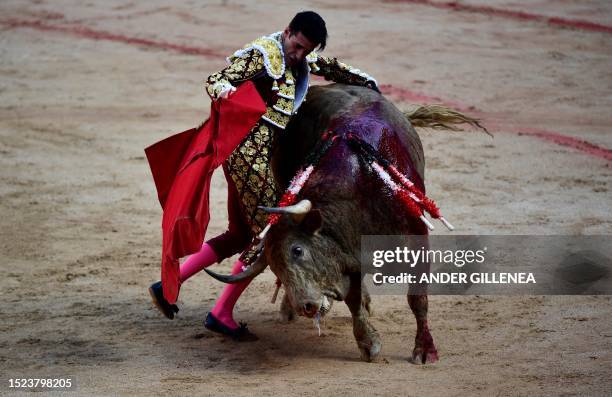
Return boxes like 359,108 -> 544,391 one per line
279,291 -> 296,322
345,274 -> 381,362
407,294 -> 438,364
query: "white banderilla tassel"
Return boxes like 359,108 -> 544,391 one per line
288,165 -> 314,194
419,215 -> 435,231
371,162 -> 434,231
388,164 -> 454,231
258,223 -> 271,240
439,217 -> 454,231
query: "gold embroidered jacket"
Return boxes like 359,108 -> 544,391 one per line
204,31 -> 377,241
205,31 -> 377,131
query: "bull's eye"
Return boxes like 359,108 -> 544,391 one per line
291,245 -> 304,260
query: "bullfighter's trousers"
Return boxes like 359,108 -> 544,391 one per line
205,163 -> 255,262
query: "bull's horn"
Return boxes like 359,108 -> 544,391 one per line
204,259 -> 268,284
259,199 -> 312,223
258,199 -> 312,215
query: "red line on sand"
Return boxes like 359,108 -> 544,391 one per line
380,85 -> 612,163
0,18 -> 226,58
385,0 -> 612,34
516,128 -> 612,162
380,84 -> 466,110
4,18 -> 611,162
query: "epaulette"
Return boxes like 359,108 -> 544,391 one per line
229,32 -> 285,80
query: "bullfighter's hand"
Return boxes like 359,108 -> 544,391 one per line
218,84 -> 236,100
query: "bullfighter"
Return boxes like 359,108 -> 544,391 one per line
147,10 -> 379,340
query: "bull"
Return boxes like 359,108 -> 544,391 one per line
207,83 -> 483,363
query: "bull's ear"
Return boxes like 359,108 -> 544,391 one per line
300,209 -> 322,235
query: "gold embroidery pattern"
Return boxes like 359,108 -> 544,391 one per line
277,78 -> 295,98
274,97 -> 294,115
261,68 -> 296,128
309,61 -> 321,73
239,243 -> 262,266
306,51 -> 318,63
226,122 -> 279,235
205,49 -> 264,99
311,54 -> 375,87
232,35 -> 285,79
262,107 -> 290,128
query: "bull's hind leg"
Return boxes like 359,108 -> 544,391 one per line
407,294 -> 438,364
345,274 -> 381,362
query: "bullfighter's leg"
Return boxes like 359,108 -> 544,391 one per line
148,242 -> 219,320
178,243 -> 219,282
407,293 -> 438,364
148,165 -> 251,321
204,167 -> 258,340
205,258 -> 257,341
345,274 -> 381,362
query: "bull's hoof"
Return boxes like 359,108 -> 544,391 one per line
409,345 -> 439,365
358,337 -> 382,362
409,329 -> 438,364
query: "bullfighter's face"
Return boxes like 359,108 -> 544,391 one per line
281,28 -> 317,68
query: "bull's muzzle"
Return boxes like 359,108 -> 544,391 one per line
302,301 -> 319,317
300,296 -> 332,318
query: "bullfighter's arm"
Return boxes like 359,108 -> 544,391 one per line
205,49 -> 265,100
309,54 -> 380,92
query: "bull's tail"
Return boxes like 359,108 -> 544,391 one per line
404,104 -> 491,136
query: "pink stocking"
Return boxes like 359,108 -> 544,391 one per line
210,259 -> 251,329
179,242 -> 219,283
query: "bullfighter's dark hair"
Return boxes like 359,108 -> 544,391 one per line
289,11 -> 328,51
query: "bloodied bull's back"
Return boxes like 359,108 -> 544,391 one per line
273,83 -> 429,242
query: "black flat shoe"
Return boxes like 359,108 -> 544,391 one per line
148,281 -> 179,320
204,312 -> 258,342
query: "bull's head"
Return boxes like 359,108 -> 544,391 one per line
205,199 -> 350,318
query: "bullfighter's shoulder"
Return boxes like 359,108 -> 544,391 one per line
228,32 -> 285,80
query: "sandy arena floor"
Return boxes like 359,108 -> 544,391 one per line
1,0 -> 611,395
